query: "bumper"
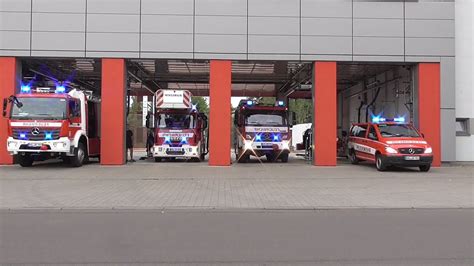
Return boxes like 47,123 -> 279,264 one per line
6,137 -> 72,155
152,145 -> 200,158
242,140 -> 290,156
384,154 -> 433,166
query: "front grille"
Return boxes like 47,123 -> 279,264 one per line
251,132 -> 283,142
398,148 -> 424,154
12,128 -> 61,141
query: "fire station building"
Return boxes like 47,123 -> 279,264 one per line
0,0 -> 473,166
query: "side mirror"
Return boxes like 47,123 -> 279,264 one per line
2,98 -> 7,117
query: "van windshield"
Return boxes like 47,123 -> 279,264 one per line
11,97 -> 67,120
378,124 -> 420,138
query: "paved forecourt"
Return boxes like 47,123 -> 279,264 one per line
0,157 -> 472,210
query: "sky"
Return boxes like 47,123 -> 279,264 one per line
203,97 -> 246,108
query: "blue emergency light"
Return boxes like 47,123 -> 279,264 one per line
277,101 -> 285,107
44,132 -> 53,140
55,85 -> 66,94
371,116 -> 386,123
246,100 -> 253,106
273,133 -> 280,141
394,116 -> 405,123
255,134 -> 262,142
20,84 -> 31,93
164,136 -> 171,144
180,136 -> 188,144
19,133 -> 28,140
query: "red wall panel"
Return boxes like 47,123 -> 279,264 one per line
0,57 -> 17,165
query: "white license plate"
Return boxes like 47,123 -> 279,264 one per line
28,143 -> 42,147
168,147 -> 182,152
405,156 -> 420,161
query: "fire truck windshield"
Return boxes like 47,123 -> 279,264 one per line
245,112 -> 287,126
10,97 -> 67,120
157,113 -> 195,129
378,124 -> 420,138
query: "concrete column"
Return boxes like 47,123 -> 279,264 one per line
313,62 -> 337,166
0,57 -> 18,165
418,63 -> 441,167
100,59 -> 126,165
209,60 -> 232,166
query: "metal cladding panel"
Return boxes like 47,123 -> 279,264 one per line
301,0 -> 352,18
248,0 -> 299,17
249,17 -> 299,36
31,50 -> 85,57
0,31 -> 30,50
406,38 -> 454,57
196,0 -> 247,16
32,32 -> 85,51
141,0 -> 194,15
196,16 -> 247,35
142,15 -> 193,34
87,14 -> 139,33
441,108 -> 456,161
301,36 -> 352,55
141,33 -> 193,53
88,0 -> 140,14
353,2 -> 403,19
248,35 -> 299,55
354,19 -> 403,37
87,32 -> 139,52
354,37 -> 404,56
301,18 -> 352,36
441,57 -> 455,109
0,0 -> 31,12
32,13 -> 85,32
405,19 -> 455,38
405,2 -> 455,20
0,12 -> 30,31
195,35 -> 247,54
32,0 -> 85,13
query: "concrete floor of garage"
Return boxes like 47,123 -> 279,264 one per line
0,153 -> 472,210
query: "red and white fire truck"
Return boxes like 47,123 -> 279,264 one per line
149,89 -> 208,162
233,99 -> 294,163
3,85 -> 100,167
347,116 -> 433,172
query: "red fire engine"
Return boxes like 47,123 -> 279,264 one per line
3,85 -> 100,167
149,89 -> 208,162
233,99 -> 295,163
347,116 -> 433,172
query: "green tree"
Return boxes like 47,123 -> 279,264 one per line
289,99 -> 312,124
192,96 -> 209,115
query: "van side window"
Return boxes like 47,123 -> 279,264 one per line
368,126 -> 378,140
350,125 -> 368,138
69,100 -> 81,118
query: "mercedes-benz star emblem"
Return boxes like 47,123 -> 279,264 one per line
31,128 -> 40,136
408,148 -> 415,154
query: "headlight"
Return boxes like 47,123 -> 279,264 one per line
424,147 -> 432,154
244,140 -> 253,150
385,147 -> 398,154
282,141 -> 290,150
7,141 -> 17,148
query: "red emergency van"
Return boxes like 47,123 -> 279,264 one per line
347,117 -> 433,172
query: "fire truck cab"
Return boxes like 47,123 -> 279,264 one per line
233,99 -> 294,163
347,117 -> 433,172
150,89 -> 208,162
3,85 -> 100,167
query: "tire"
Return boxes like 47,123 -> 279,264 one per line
200,153 -> 206,161
280,153 -> 289,163
70,142 -> 86,167
375,153 -> 387,171
419,164 -> 431,172
349,149 -> 359,165
154,157 -> 162,162
18,154 -> 34,167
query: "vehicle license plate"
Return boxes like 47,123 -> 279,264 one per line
405,156 -> 420,161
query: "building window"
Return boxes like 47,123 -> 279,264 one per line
456,118 -> 470,136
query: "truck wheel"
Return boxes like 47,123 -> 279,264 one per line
419,164 -> 431,172
70,142 -> 86,167
154,157 -> 162,162
200,153 -> 206,161
280,153 -> 289,163
375,154 -> 387,171
18,154 -> 34,167
349,149 -> 359,164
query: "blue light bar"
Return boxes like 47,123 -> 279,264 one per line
394,117 -> 405,123
44,132 -> 53,140
255,134 -> 262,142
277,101 -> 284,107
372,116 -> 386,123
246,100 -> 253,106
55,85 -> 66,93
20,85 -> 31,93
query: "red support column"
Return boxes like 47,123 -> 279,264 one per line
209,60 -> 232,166
0,57 -> 17,165
313,61 -> 337,166
418,63 -> 441,167
100,59 -> 126,165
